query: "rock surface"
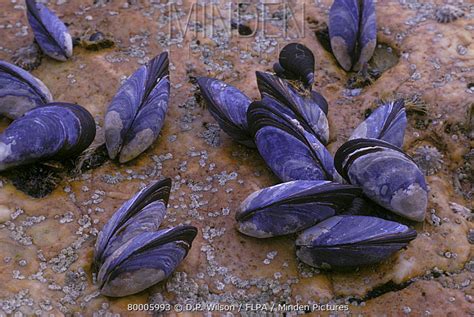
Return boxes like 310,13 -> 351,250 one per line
0,0 -> 472,315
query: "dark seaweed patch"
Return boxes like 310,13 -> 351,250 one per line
346,65 -> 381,89
3,164 -> 62,198
363,280 -> 413,302
11,42 -> 43,71
72,143 -> 109,172
2,144 -> 109,198
312,22 -> 332,53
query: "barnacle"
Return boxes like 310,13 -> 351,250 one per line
435,5 -> 464,24
412,145 -> 444,176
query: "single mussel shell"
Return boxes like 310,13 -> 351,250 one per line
197,77 -> 254,147
26,0 -> 73,61
295,215 -> 417,269
350,99 -> 407,147
235,180 -> 362,238
328,0 -> 376,71
0,102 -> 95,171
104,52 -> 170,163
247,100 -> 339,182
310,90 -> 329,116
273,43 -> 315,87
97,225 -> 197,297
0,60 -> 53,119
256,71 -> 329,144
334,138 -> 428,222
94,178 -> 171,270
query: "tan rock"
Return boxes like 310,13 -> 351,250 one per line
0,205 -> 11,223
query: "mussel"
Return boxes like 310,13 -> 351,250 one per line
93,178 -> 197,297
26,0 -> 73,61
273,43 -> 315,87
104,52 -> 170,163
335,138 -> 428,222
0,102 -> 95,171
247,99 -> 339,182
94,178 -> 171,269
197,77 -> 253,147
349,99 -> 406,148
97,226 -> 197,297
256,71 -> 329,144
0,60 -> 52,119
328,0 -> 376,71
235,180 -> 362,238
295,215 -> 417,269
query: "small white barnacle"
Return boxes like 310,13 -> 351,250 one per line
412,145 -> 444,176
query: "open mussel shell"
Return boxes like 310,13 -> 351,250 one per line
328,0 -> 376,71
295,215 -> 417,269
197,77 -> 254,147
256,71 -> 329,144
0,102 -> 95,171
247,100 -> 338,182
350,99 -> 406,147
0,60 -> 52,119
97,225 -> 197,297
94,178 -> 171,270
273,43 -> 315,87
26,0 -> 72,61
105,52 -> 170,163
335,139 -> 428,222
235,180 -> 362,238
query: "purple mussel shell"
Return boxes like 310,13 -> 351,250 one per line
296,215 -> 417,269
197,77 -> 254,147
247,99 -> 339,182
0,102 -> 95,171
335,139 -> 428,222
26,0 -> 73,61
0,60 -> 53,119
350,99 -> 406,147
273,43 -> 315,86
310,90 -> 329,116
97,225 -> 197,297
328,0 -> 376,71
93,178 -> 171,270
105,52 -> 170,163
235,180 -> 362,238
256,71 -> 329,144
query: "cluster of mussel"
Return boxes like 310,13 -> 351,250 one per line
0,60 -> 96,172
0,53 -> 170,172
0,1 -> 180,298
1,0 -> 429,297
0,1 -> 170,175
198,0 -> 428,270
0,1 -> 89,173
0,2 -> 170,175
93,178 -> 197,297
